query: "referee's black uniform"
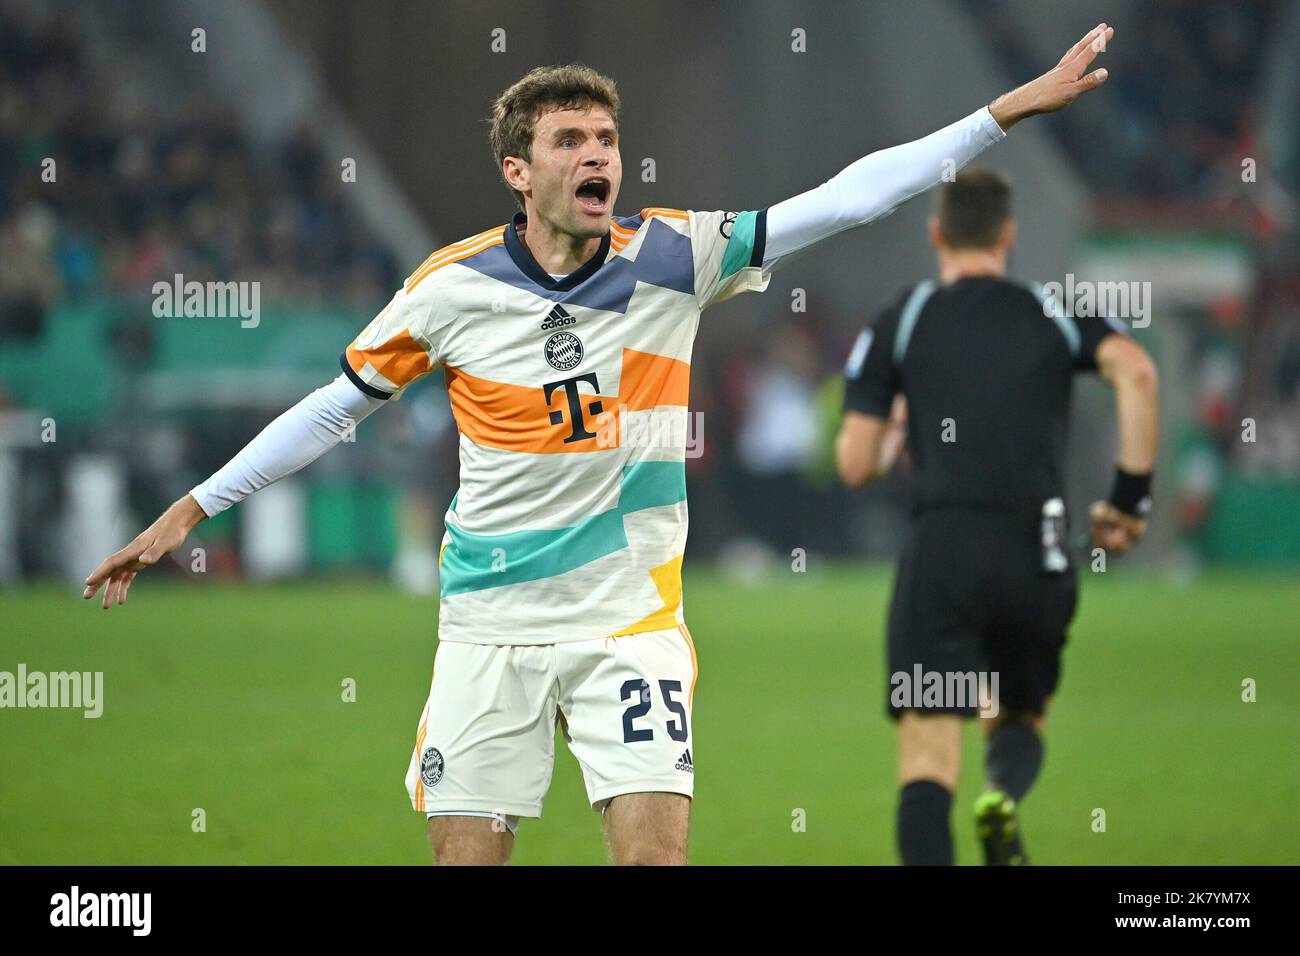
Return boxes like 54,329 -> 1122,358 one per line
844,275 -> 1128,718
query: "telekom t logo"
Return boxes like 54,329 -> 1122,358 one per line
544,373 -> 604,443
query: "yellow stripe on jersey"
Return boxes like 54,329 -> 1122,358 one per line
679,623 -> 698,706
610,554 -> 684,637
413,710 -> 428,811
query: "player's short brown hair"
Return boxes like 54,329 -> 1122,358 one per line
490,64 -> 621,212
934,167 -> 1013,249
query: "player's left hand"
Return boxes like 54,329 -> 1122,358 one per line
1088,499 -> 1146,554
990,23 -> 1115,130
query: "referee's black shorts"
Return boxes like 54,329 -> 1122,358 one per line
886,506 -> 1079,720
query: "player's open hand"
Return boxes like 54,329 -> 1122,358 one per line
989,23 -> 1115,130
1088,499 -> 1146,554
82,494 -> 207,609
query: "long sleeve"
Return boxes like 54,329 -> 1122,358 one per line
763,106 -> 1006,270
188,374 -> 386,518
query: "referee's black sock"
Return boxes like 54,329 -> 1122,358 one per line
985,722 -> 1044,802
897,780 -> 953,865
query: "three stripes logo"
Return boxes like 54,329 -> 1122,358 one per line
674,749 -> 694,774
540,303 -> 577,330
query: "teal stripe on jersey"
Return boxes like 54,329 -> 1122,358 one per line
617,459 -> 688,513
439,460 -> 687,597
719,210 -> 760,280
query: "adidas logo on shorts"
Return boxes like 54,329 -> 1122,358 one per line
674,749 -> 694,774
539,304 -> 577,330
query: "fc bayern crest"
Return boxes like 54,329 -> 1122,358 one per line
544,331 -> 584,371
420,746 -> 445,788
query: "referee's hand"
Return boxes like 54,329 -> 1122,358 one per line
1088,500 -> 1147,554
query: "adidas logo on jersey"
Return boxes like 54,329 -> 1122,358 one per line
674,749 -> 694,773
540,304 -> 577,330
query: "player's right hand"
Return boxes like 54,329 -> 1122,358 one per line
1088,500 -> 1146,554
82,494 -> 207,609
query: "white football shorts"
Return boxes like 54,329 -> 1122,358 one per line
405,625 -> 698,818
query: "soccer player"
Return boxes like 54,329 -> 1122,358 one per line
836,166 -> 1159,865
83,25 -> 1116,865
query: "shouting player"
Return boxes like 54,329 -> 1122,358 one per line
84,25 -> 1117,865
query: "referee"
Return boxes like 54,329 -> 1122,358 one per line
836,168 -> 1159,865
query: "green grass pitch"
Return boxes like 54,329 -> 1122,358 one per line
1,564 -> 1295,864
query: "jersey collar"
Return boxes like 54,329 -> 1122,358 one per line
505,211 -> 611,292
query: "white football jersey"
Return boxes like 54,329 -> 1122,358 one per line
342,207 -> 770,643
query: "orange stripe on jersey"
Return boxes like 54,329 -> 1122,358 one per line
620,348 -> 691,410
443,348 -> 691,454
345,329 -> 433,392
444,365 -> 619,454
419,230 -> 504,275
640,206 -> 689,222
407,233 -> 506,291
406,225 -> 505,283
609,222 -> 635,254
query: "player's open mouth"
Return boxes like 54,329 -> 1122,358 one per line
575,177 -> 610,214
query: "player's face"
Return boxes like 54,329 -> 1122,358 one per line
523,105 -> 621,238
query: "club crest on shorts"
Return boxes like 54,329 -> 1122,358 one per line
544,331 -> 583,371
420,746 -> 445,788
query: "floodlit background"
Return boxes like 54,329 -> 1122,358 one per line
1,0 -> 1296,864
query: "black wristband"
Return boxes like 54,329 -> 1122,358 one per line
1109,468 -> 1153,518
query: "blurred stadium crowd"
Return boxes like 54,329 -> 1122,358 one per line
0,1 -> 398,324
1,0 -> 1296,585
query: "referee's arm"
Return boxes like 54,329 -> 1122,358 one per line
1097,334 -> 1159,475
838,396 -> 907,488
836,306 -> 906,488
1090,332 -> 1160,552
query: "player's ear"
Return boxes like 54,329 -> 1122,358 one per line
502,155 -> 530,194
927,216 -> 945,252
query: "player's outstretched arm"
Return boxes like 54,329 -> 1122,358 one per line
762,24 -> 1115,270
82,375 -> 385,608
